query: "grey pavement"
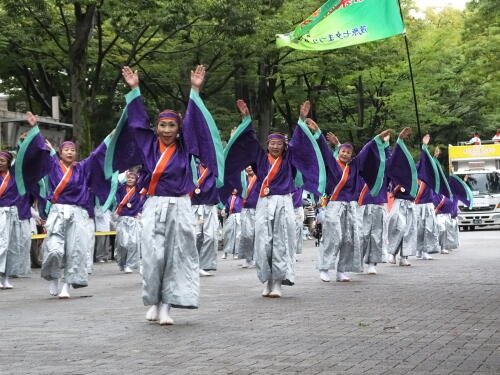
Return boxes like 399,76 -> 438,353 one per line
1,230 -> 499,375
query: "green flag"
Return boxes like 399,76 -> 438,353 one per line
277,0 -> 405,51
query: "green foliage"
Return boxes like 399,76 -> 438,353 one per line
0,0 -> 497,155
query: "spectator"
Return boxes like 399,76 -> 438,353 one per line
492,129 -> 500,144
468,132 -> 481,145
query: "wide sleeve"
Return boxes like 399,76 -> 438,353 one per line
223,117 -> 264,193
182,89 -> 225,188
104,87 -> 151,179
386,138 -> 418,198
288,119 -> 326,196
83,136 -> 120,212
416,145 -> 440,193
315,133 -> 342,193
355,136 -> 387,197
433,157 -> 453,199
449,174 -> 473,208
15,125 -> 51,196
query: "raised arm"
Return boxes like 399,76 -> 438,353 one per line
223,100 -> 265,184
386,127 -> 418,198
182,65 -> 225,187
288,106 -> 326,196
14,112 -> 51,196
416,134 -> 440,193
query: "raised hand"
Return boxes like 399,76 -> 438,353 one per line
25,111 -> 38,127
326,132 -> 340,146
398,127 -> 411,140
305,118 -> 319,133
299,101 -> 311,120
378,129 -> 392,142
45,139 -> 54,150
422,134 -> 431,145
434,146 -> 441,158
191,65 -> 206,92
236,99 -> 250,118
122,66 -> 139,89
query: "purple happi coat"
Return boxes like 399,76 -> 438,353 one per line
223,117 -> 326,199
315,134 -> 387,202
104,88 -> 224,196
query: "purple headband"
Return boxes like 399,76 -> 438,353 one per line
59,141 -> 76,150
158,110 -> 181,124
267,133 -> 286,141
0,151 -> 13,163
339,143 -> 353,150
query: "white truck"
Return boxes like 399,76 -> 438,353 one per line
449,142 -> 500,230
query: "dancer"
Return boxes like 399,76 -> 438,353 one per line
312,123 -> 391,282
292,186 -> 305,258
114,170 -> 145,273
414,135 -> 442,260
235,166 -> 260,268
113,65 -> 224,324
386,128 -> 419,266
191,160 -> 219,275
37,129 -> 115,298
222,189 -> 242,260
357,137 -> 391,275
223,100 -> 325,298
0,117 -> 47,289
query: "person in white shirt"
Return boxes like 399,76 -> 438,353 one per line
492,129 -> 500,144
468,132 -> 481,145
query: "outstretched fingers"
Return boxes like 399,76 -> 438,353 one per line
300,101 -> 311,120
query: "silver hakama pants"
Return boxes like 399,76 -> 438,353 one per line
115,215 -> 141,270
416,203 -> 440,255
0,206 -> 31,276
254,194 -> 296,285
448,217 -> 460,249
142,196 -> 199,308
223,212 -> 241,255
294,207 -> 305,255
239,208 -> 256,261
437,213 -> 459,251
318,201 -> 362,273
85,218 -> 95,273
192,204 -> 218,271
359,204 -> 387,265
41,204 -> 90,288
387,199 -> 417,257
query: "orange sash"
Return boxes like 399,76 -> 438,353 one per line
357,184 -> 369,206
229,195 -> 237,214
196,165 -> 209,188
51,162 -> 74,204
414,180 -> 426,204
243,175 -> 257,206
259,154 -> 282,197
115,186 -> 136,215
435,197 -> 445,214
147,141 -> 177,196
330,160 -> 350,201
0,171 -> 11,197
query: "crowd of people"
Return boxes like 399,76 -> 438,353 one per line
0,65 -> 474,326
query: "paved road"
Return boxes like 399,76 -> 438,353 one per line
1,230 -> 499,375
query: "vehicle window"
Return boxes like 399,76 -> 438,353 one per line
461,172 -> 500,195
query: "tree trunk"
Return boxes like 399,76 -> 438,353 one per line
257,61 -> 273,147
69,4 -> 96,155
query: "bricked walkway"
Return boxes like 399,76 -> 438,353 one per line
1,230 -> 499,374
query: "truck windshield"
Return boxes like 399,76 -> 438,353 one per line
460,172 -> 500,195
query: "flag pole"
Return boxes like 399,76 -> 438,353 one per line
397,0 -> 422,141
